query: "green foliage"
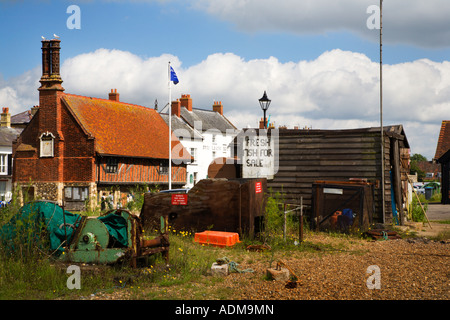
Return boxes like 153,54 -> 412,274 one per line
410,153 -> 427,162
125,184 -> 151,212
410,194 -> 428,223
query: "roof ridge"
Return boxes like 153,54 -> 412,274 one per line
63,93 -> 151,111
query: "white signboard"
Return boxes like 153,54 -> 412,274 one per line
241,129 -> 278,179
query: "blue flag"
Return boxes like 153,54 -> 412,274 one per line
170,66 -> 179,85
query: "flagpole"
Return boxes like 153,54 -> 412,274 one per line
380,0 -> 385,223
168,62 -> 172,190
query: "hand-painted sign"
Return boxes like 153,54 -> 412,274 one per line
241,129 -> 278,179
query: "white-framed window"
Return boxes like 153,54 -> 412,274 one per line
190,148 -> 197,164
0,154 -> 7,174
39,132 -> 55,157
64,186 -> 89,201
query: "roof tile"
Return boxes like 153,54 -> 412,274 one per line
62,94 -> 190,160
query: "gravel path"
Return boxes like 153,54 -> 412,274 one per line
83,234 -> 449,301
221,236 -> 449,300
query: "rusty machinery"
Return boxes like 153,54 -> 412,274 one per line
58,209 -> 170,267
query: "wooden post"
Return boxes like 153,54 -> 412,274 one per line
299,197 -> 303,243
283,203 -> 287,242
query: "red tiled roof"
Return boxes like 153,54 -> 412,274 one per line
62,94 -> 190,160
435,120 -> 450,160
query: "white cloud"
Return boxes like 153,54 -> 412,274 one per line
1,48 -> 448,160
0,67 -> 40,114
191,0 -> 450,48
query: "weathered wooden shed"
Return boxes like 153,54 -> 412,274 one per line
437,149 -> 450,204
434,120 -> 450,204
267,125 -> 410,224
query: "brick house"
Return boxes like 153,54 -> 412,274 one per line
12,39 -> 190,210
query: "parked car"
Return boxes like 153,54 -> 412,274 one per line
159,188 -> 190,194
413,184 -> 425,194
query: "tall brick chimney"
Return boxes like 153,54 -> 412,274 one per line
109,89 -> 120,102
37,38 -> 65,184
180,94 -> 192,111
39,39 -> 64,91
1,108 -> 11,128
213,101 -> 223,115
171,99 -> 181,117
259,118 -> 265,129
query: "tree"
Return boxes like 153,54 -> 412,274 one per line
410,154 -> 427,162
410,153 -> 427,181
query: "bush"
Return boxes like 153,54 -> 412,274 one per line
410,195 -> 428,223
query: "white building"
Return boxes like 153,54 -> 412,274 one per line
0,108 -> 23,202
161,94 -> 238,189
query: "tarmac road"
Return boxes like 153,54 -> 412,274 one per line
412,203 -> 450,238
427,203 -> 450,221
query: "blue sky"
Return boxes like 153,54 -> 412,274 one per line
1,0 -> 450,160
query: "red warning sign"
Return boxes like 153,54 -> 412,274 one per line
171,194 -> 188,205
255,182 -> 262,194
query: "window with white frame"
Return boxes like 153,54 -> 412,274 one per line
39,132 -> 55,157
64,186 -> 89,201
0,154 -> 7,174
190,148 -> 197,164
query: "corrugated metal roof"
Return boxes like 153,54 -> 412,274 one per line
62,94 -> 190,160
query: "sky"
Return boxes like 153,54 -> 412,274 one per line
1,0 -> 450,160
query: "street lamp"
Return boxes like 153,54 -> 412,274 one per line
259,91 -> 271,129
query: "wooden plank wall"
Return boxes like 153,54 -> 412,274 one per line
268,128 -> 396,222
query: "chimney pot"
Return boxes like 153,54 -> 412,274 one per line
39,39 -> 64,91
259,118 -> 265,129
180,94 -> 193,111
109,89 -> 120,102
1,107 -> 11,128
171,99 -> 181,117
213,101 -> 223,115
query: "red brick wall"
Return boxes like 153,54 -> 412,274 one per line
61,99 -> 96,182
13,91 -> 96,183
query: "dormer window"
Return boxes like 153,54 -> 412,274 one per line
106,157 -> 119,173
39,132 -> 55,157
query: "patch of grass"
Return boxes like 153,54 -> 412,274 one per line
0,191 -> 378,300
434,220 -> 450,225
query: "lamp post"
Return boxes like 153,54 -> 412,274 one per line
259,91 -> 271,129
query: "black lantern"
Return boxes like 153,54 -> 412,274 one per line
259,91 -> 271,129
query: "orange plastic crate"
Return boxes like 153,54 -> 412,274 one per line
194,231 -> 240,247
